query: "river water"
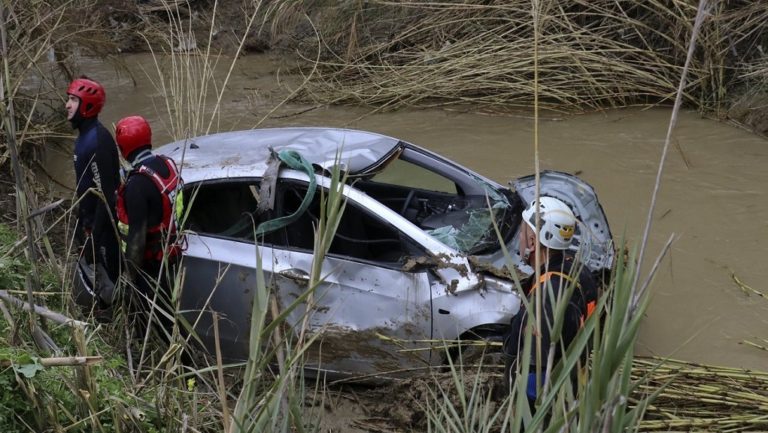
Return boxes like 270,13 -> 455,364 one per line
46,53 -> 768,371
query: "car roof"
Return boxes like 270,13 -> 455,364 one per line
156,127 -> 401,184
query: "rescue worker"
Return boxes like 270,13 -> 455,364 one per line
66,76 -> 121,296
502,196 -> 598,407
114,115 -> 183,328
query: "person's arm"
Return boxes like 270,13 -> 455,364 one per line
504,304 -> 528,362
91,130 -> 120,243
540,275 -> 585,356
76,150 -> 98,234
93,128 -> 120,210
123,179 -> 150,276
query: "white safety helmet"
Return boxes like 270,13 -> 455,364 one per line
522,196 -> 576,250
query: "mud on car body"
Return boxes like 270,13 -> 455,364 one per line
156,127 -> 614,379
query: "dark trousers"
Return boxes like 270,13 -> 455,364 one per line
77,212 -> 121,284
128,256 -> 178,342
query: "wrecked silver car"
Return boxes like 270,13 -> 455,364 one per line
157,128 -> 613,378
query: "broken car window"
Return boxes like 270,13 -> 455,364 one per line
276,180 -> 422,265
357,158 -> 515,255
184,180 -> 281,243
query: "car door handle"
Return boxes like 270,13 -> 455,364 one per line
278,268 -> 310,285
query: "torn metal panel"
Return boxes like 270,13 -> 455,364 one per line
512,170 -> 614,273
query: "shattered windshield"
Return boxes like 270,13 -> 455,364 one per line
426,191 -> 510,254
358,158 -> 516,255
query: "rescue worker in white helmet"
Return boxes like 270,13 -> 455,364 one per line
502,196 -> 598,408
114,116 -> 183,332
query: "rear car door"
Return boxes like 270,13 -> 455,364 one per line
179,179 -> 285,360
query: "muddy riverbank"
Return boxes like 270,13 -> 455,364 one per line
92,0 -> 768,138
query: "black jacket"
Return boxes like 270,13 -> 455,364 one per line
503,252 -> 598,368
122,152 -> 169,267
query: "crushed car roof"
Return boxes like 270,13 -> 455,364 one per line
156,127 -> 401,184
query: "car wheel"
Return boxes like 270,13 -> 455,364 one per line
449,328 -> 507,371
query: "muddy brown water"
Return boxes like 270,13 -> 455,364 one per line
45,53 -> 768,372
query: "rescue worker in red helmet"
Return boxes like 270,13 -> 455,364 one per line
114,115 -> 183,330
502,196 -> 598,408
66,76 -> 121,302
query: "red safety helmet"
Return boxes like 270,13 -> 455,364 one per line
115,116 -> 152,158
66,78 -> 105,118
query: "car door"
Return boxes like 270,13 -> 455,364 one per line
271,177 -> 437,377
178,179 -> 295,361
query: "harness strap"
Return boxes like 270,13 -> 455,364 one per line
529,271 -> 576,293
116,156 -> 184,260
529,271 -> 597,322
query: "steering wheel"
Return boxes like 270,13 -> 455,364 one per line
400,190 -> 416,217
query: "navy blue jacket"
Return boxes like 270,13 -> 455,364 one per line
73,117 -> 120,241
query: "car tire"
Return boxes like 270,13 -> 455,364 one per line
449,328 -> 507,371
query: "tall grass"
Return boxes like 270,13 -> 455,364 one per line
141,0 -> 267,141
2,0 -> 768,432
229,154 -> 347,433
0,0 -> 113,160
420,246 -> 649,433
0,4 -> 122,430
271,0 -> 768,116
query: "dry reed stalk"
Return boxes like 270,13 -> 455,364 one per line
1,5 -> 48,348
271,0 -> 767,114
632,357 -> 768,431
0,298 -> 14,328
0,289 -> 88,328
731,272 -> 765,300
213,312 -> 231,432
0,355 -> 102,367
630,0 -> 709,309
142,0 -> 266,140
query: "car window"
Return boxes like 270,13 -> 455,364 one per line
370,158 -> 457,194
357,161 -> 518,255
183,180 -> 282,243
275,180 -> 422,265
